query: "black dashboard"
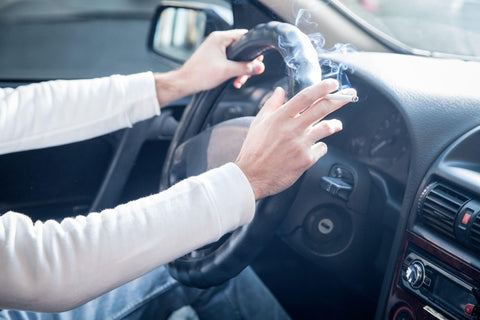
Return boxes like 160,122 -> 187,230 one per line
325,75 -> 410,187
218,50 -> 480,319
334,52 -> 480,319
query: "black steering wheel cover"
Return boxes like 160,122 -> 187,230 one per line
227,21 -> 321,98
160,22 -> 322,288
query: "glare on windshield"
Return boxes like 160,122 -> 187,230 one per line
334,0 -> 480,58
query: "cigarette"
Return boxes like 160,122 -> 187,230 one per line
325,93 -> 359,103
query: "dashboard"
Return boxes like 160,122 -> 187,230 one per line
325,75 -> 410,186
212,50 -> 480,319
212,66 -> 412,188
332,53 -> 480,320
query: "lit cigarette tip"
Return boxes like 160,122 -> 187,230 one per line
325,93 -> 359,103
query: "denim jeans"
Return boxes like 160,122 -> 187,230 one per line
0,266 -> 290,320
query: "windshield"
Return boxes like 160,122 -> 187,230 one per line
332,0 -> 480,58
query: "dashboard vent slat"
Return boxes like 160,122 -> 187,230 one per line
418,182 -> 470,239
469,216 -> 480,249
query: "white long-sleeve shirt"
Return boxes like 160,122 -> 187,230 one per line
0,72 -> 255,312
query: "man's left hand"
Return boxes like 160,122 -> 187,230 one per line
154,29 -> 265,106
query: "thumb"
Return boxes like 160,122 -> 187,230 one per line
228,59 -> 265,77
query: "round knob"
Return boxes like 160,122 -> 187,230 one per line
405,261 -> 424,288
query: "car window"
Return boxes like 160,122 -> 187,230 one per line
330,0 -> 480,58
0,0 -> 230,20
0,0 -> 231,80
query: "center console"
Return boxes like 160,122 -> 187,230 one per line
385,127 -> 480,320
388,232 -> 480,320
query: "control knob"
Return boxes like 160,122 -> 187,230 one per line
405,261 -> 424,288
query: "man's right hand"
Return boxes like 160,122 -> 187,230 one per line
235,79 -> 356,200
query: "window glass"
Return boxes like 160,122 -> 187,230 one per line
333,0 -> 480,58
0,0 -> 231,79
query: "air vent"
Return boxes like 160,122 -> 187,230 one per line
469,215 -> 480,249
418,182 -> 470,239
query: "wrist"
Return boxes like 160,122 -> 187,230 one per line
235,160 -> 265,201
153,70 -> 191,106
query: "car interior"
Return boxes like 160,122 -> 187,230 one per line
1,0 -> 480,319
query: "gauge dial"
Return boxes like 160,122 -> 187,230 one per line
369,112 -> 408,164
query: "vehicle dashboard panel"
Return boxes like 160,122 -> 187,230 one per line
331,52 -> 480,320
324,76 -> 411,187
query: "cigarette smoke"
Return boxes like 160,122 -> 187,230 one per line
292,7 -> 356,91
232,0 -> 357,92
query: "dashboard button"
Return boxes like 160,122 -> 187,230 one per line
465,303 -> 474,316
424,277 -> 431,287
405,261 -> 424,289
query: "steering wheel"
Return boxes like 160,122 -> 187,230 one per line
159,21 -> 322,288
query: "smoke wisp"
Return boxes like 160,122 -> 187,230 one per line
293,6 -> 357,91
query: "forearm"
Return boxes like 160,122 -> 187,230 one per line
0,163 -> 255,312
0,72 -> 160,155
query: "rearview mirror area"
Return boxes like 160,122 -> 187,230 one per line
148,2 -> 233,63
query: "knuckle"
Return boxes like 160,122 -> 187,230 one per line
283,130 -> 296,143
310,107 -> 327,123
324,122 -> 337,135
290,140 -> 303,154
282,123 -> 300,140
297,89 -> 312,102
299,155 -> 312,170
297,146 -> 313,168
208,31 -> 221,41
311,121 -> 328,137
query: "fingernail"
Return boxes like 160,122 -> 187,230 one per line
251,61 -> 263,74
332,119 -> 343,131
318,142 -> 328,154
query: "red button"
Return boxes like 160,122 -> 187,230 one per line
462,213 -> 472,225
465,303 -> 474,315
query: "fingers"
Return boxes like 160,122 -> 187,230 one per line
208,29 -> 248,47
232,56 -> 265,89
283,79 -> 339,118
298,96 -> 352,127
206,29 -> 266,89
229,58 -> 264,84
261,87 -> 286,114
233,75 -> 250,89
310,142 -> 328,164
307,119 -> 343,142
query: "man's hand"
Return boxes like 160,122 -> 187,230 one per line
179,29 -> 265,90
154,29 -> 265,106
235,80 -> 356,200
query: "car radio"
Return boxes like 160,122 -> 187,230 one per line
400,250 -> 479,319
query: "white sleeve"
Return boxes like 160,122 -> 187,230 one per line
0,162 -> 256,313
0,72 -> 160,155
